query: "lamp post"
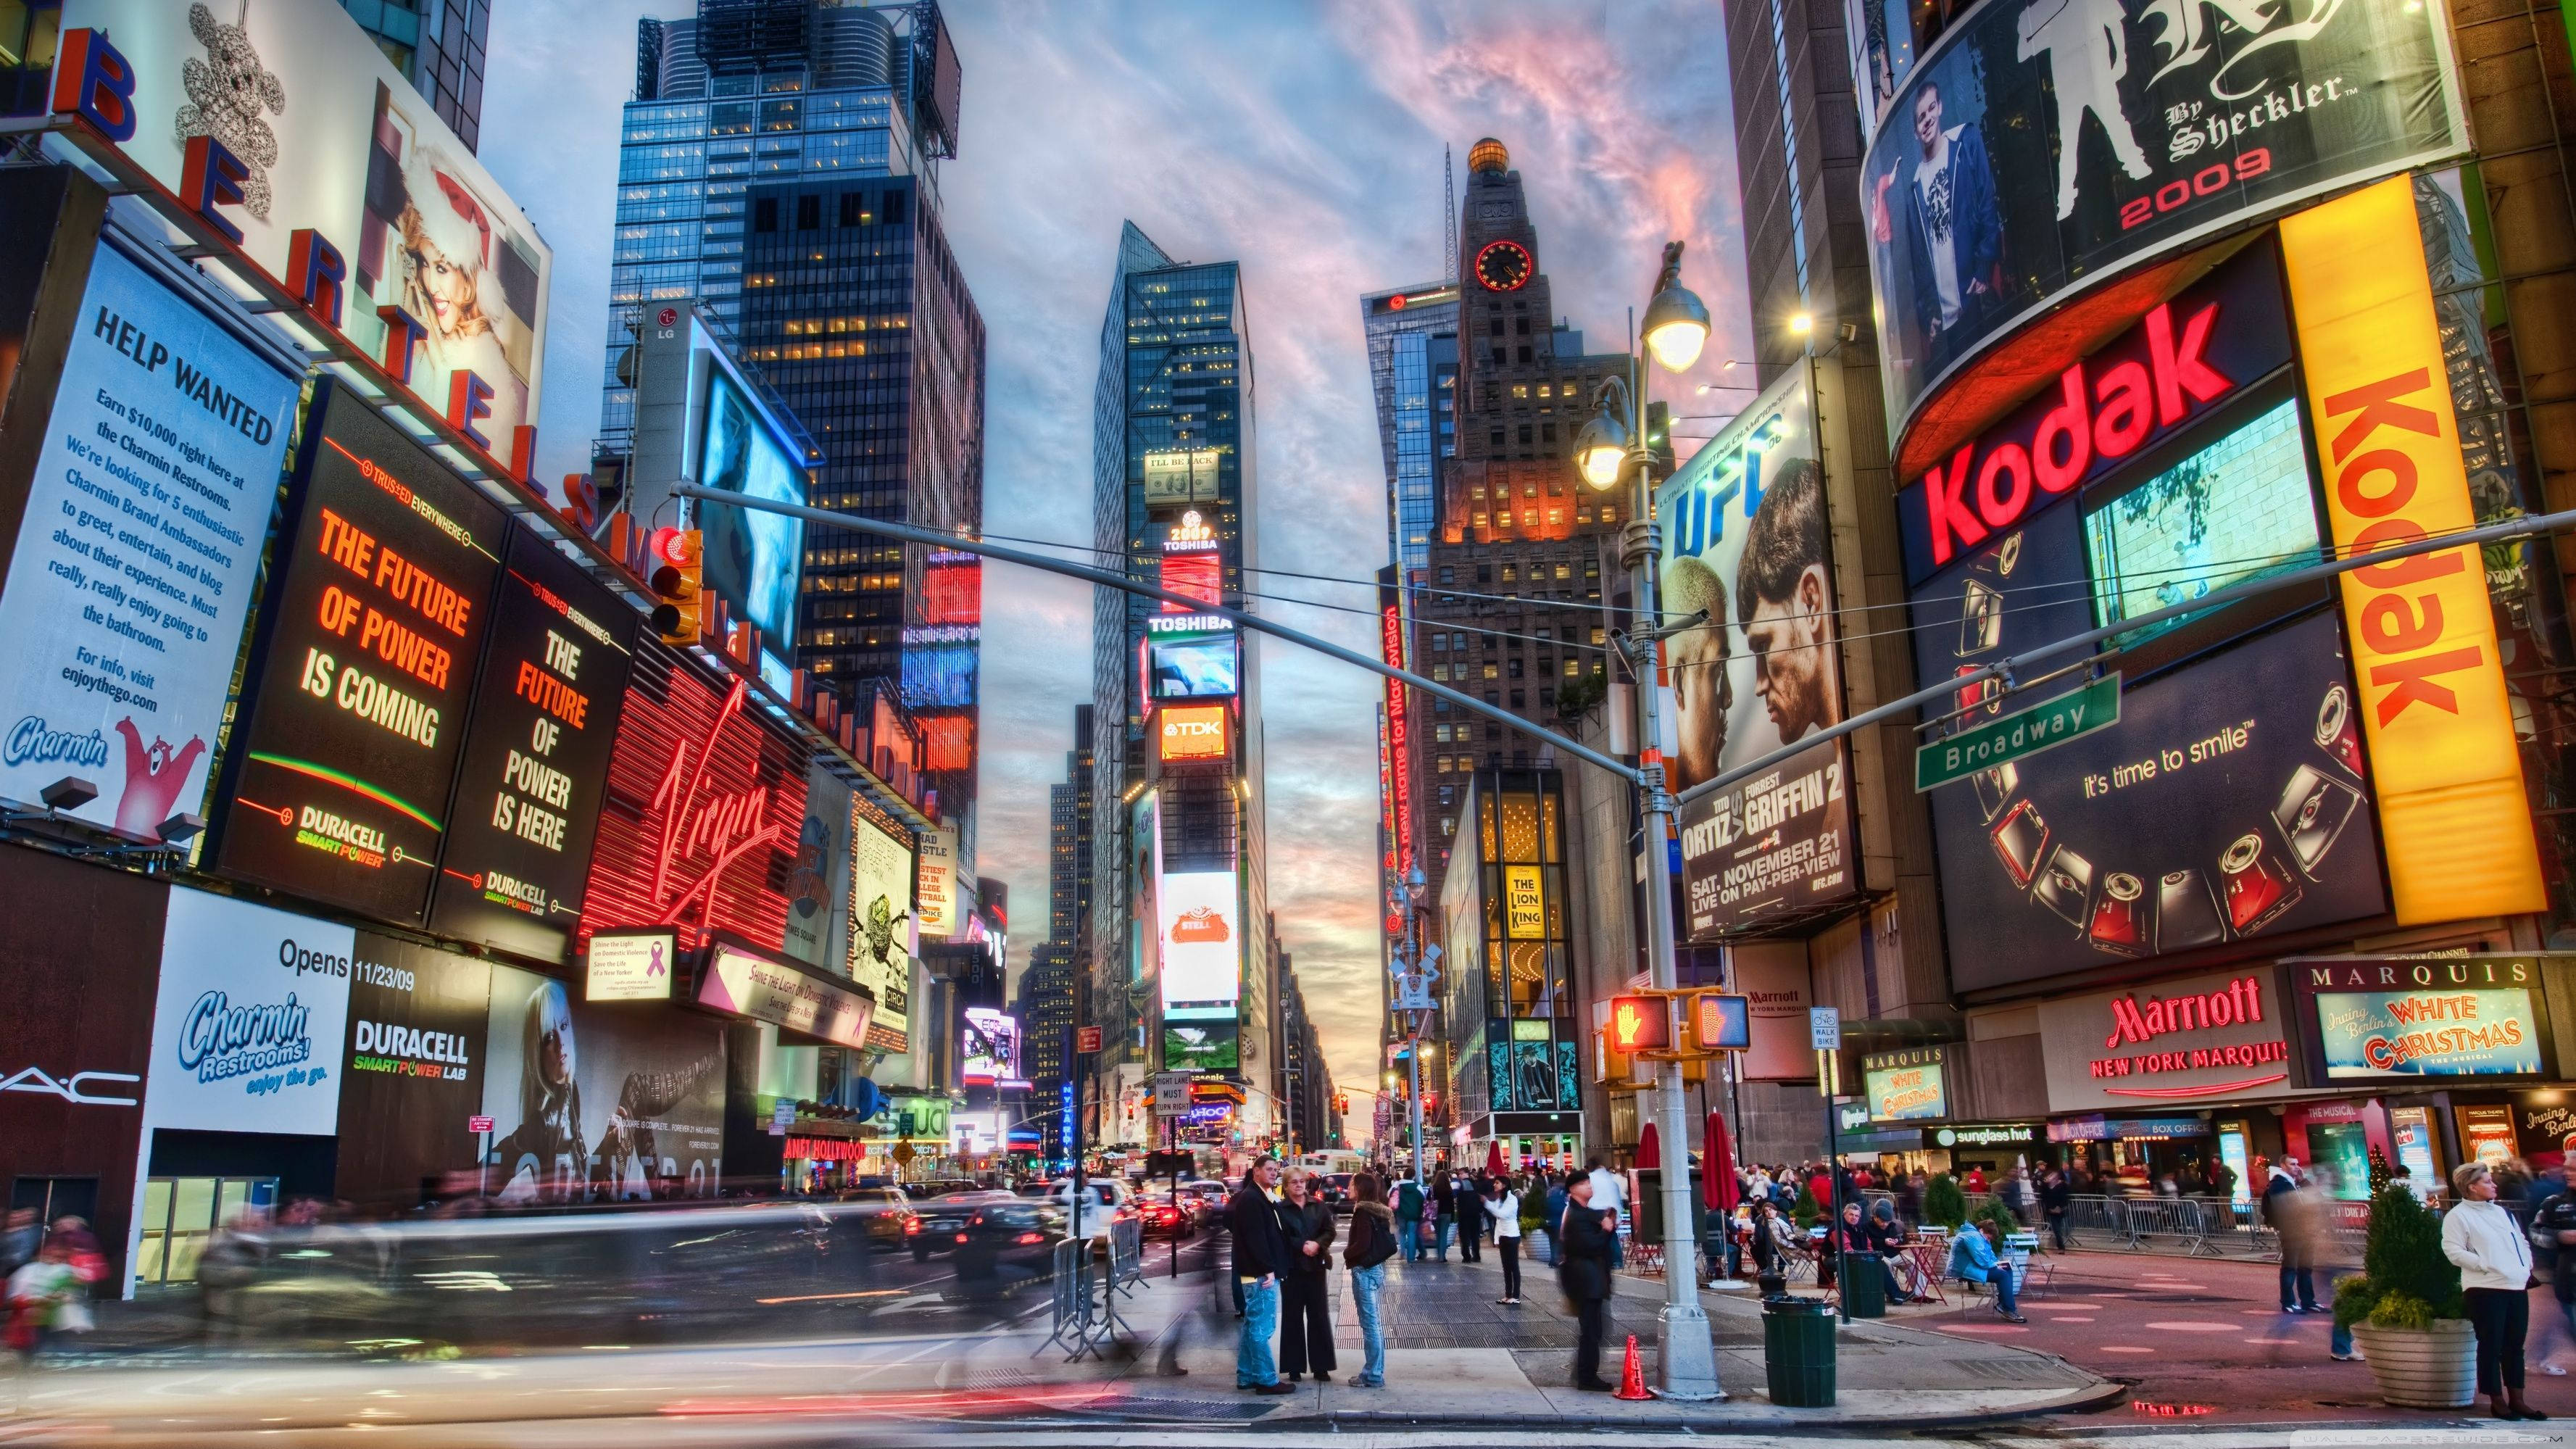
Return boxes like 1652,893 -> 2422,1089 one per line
1572,239 -> 1726,1402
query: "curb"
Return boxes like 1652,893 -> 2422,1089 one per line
1098,1373 -> 2134,1432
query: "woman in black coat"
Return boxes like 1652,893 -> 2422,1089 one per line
1277,1168 -> 1339,1382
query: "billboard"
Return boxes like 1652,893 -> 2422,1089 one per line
899,626 -> 979,709
144,889 -> 352,1138
1157,870 -> 1241,1008
1164,1018 -> 1239,1073
1157,704 -> 1230,762
59,0 -> 551,451
1864,1047 -> 1950,1121
916,821 -> 960,939
0,241 -> 295,836
960,1006 -> 1021,1086
1485,1039 -> 1581,1112
782,765 -> 853,971
696,939 -> 873,1050
2039,966 -> 2298,1110
426,525 -> 637,963
1142,448 -> 1222,506
1859,0 -> 2468,440
336,933 -> 491,1208
211,380 -> 507,927
847,798 -> 916,1053
1663,369 -> 1859,937
1732,942 -> 1818,1081
481,963 -> 724,1203
584,929 -> 676,1002
2288,955 -> 2555,1084
696,366 -> 805,679
1149,631 -> 1239,701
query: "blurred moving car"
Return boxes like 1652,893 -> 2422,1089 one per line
834,1184 -> 917,1250
1175,1179 -> 1229,1229
907,1189 -> 1009,1262
1136,1191 -> 1189,1239
1317,1173 -> 1355,1215
1027,1177 -> 1136,1239
951,1200 -> 1068,1298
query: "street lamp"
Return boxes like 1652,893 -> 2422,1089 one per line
1574,238 -> 1727,1403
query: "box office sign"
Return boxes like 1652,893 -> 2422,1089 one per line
1864,1046 -> 1950,1122
2037,964 -> 2303,1112
2286,955 -> 2558,1084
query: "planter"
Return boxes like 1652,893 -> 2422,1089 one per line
2351,1320 -> 2477,1409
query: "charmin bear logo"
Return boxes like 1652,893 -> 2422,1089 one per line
175,1 -> 286,220
114,718 -> 207,836
1169,905 -> 1229,944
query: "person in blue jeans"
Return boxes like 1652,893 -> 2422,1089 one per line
1226,1159 -> 1294,1394
1948,1217 -> 2027,1323
1395,1177 -> 1426,1263
1344,1173 -> 1399,1387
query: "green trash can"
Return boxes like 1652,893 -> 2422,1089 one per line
1761,1295 -> 1837,1406
1839,1251 -> 1886,1319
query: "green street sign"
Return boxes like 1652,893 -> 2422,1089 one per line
1914,673 -> 2121,792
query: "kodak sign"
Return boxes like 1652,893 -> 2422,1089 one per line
2280,178 -> 2542,923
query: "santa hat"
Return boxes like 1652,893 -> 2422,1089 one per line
431,170 -> 494,272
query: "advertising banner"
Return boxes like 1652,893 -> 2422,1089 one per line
2279,178 -> 2544,923
1142,448 -> 1221,506
212,381 -> 508,926
1662,369 -> 1859,937
1164,1018 -> 1239,1073
1485,1039 -> 1581,1112
696,366 -> 805,680
584,929 -> 676,1002
1157,869 -> 1242,1008
2038,965 -> 2301,1111
916,821 -> 959,939
60,0 -> 551,452
960,1006 -> 1021,1086
847,797 -> 916,1053
1157,704 -> 1229,762
697,940 -> 873,1050
144,888 -> 353,1137
1148,631 -> 1240,701
1859,0 -> 2467,442
1732,942 -> 1818,1081
2287,955 -> 2556,1083
1864,1047 -> 1950,1121
335,933 -> 490,1208
481,963 -> 725,1204
783,765 -> 852,971
426,525 -> 636,962
0,241 -> 294,835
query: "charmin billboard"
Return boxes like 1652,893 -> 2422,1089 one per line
1157,870 -> 1241,1009
59,0 -> 552,456
1662,368 -> 1859,937
481,963 -> 724,1204
144,888 -> 353,1138
210,379 -> 507,928
1859,0 -> 2467,443
847,797 -> 916,1052
0,240 -> 295,836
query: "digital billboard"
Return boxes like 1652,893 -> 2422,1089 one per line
1157,705 -> 1230,762
847,797 -> 916,1053
960,1006 -> 1021,1086
1160,550 -> 1222,610
426,525 -> 637,962
59,0 -> 551,453
1149,631 -> 1239,701
899,626 -> 979,709
1142,448 -> 1221,506
1859,0 -> 2467,443
697,365 -> 805,677
920,553 -> 980,626
482,963 -> 725,1203
211,379 -> 507,927
1662,369 -> 1859,937
0,240 -> 296,836
1157,870 -> 1241,1008
1165,1018 -> 1239,1073
782,765 -> 853,971
2288,956 -> 2554,1084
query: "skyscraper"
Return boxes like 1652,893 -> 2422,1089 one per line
1361,283 -> 1461,576
338,0 -> 490,150
1022,702 -> 1093,1164
1087,223 -> 1275,1149
601,0 -> 985,878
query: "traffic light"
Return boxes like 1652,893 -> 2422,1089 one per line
1606,994 -> 1671,1053
647,527 -> 702,644
1643,400 -> 1674,467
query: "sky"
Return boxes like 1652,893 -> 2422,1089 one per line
481,0 -> 1754,1110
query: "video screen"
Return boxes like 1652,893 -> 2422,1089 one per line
1149,633 -> 1239,700
2083,399 -> 2321,645
699,368 -> 805,662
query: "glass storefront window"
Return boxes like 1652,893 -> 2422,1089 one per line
134,1176 -> 276,1288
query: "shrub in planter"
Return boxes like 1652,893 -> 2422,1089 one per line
2337,1185 -> 2472,1410
1973,1200 -> 2023,1243
1922,1173 -> 1969,1230
1791,1183 -> 1824,1229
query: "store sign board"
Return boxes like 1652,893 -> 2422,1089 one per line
1863,1045 -> 1948,1121
144,888 -> 352,1136
1930,1123 -> 2039,1148
2286,955 -> 2555,1083
211,381 -> 507,927
2037,964 -> 2302,1112
584,929 -> 676,1002
1858,0 -> 2467,444
697,940 -> 872,1050
2280,179 -> 2544,923
0,241 -> 294,836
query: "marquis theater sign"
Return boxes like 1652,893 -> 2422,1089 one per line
2037,965 -> 2303,1112
577,639 -> 809,953
2287,954 -> 2560,1084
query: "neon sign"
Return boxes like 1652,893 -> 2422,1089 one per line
1379,580 -> 1413,876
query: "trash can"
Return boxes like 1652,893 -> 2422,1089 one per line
1761,1295 -> 1837,1407
1839,1252 -> 1886,1319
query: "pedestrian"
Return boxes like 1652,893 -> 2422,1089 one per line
1898,1170 -> 1924,1228
1964,1164 -> 1987,1195
2040,1167 -> 2072,1251
1226,1158 -> 1294,1395
1866,1198 -> 1926,1302
1946,1216 -> 2027,1323
1586,1156 -> 1627,1269
1484,1175 -> 1524,1305
4,1238 -> 78,1362
1395,1174 -> 1426,1263
2448,1161 -> 2548,1420
0,1209 -> 37,1284
2527,1172 -> 2576,1375
1544,1172 -> 1571,1267
1276,1168 -> 1338,1384
1455,1172 -> 1483,1263
1558,1176 -> 1617,1391
1343,1173 -> 1397,1388
2266,1158 -> 2319,1313
1430,1171 -> 1456,1261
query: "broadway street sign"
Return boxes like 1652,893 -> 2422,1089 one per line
1915,673 -> 2122,792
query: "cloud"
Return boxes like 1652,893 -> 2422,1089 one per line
481,0 -> 1745,1117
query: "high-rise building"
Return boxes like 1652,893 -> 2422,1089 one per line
338,0 -> 489,151
1361,283 -> 1461,576
1087,223 -> 1275,1149
1023,702 -> 1094,1163
602,0 -> 985,880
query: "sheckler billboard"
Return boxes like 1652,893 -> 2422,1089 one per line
1860,0 -> 2467,443
1663,369 -> 1859,937
481,963 -> 724,1204
0,241 -> 296,836
782,765 -> 853,971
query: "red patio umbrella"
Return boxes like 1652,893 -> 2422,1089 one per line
1705,1110 -> 1740,1213
1637,1120 -> 1661,1170
1484,1139 -> 1506,1177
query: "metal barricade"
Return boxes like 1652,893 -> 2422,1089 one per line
2062,1193 -> 2127,1249
1035,1238 -> 1131,1362
2118,1196 -> 2209,1255
1108,1218 -> 1146,1297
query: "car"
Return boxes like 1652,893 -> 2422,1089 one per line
833,1184 -> 916,1250
1317,1173 -> 1356,1214
906,1189 -> 1010,1262
1175,1179 -> 1229,1228
951,1200 -> 1069,1298
1027,1177 -> 1137,1237
1135,1191 -> 1189,1240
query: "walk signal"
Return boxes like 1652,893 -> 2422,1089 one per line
648,528 -> 702,644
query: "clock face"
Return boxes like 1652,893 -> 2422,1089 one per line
1474,239 -> 1533,293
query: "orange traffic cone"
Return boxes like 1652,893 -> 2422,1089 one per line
1613,1334 -> 1653,1400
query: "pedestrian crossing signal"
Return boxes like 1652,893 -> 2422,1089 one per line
648,528 -> 702,644
1607,995 -> 1670,1052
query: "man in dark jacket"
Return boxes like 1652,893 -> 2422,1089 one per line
1558,1177 -> 1619,1390
1431,1171 -> 1457,1261
2264,1159 -> 2318,1313
1894,78 -> 2003,375
1228,1159 -> 1294,1393
2040,1168 -> 2074,1251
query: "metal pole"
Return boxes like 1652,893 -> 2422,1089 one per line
1623,351 -> 1725,1403
1824,1050 -> 1846,1325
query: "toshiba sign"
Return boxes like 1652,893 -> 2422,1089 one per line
1157,705 -> 1229,762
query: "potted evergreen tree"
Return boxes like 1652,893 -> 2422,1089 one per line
2334,1184 -> 2474,1408
1922,1173 -> 1969,1232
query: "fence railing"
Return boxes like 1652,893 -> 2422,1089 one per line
1036,1237 -> 1133,1362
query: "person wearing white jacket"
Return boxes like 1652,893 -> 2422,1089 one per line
2446,1161 -> 2548,1421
